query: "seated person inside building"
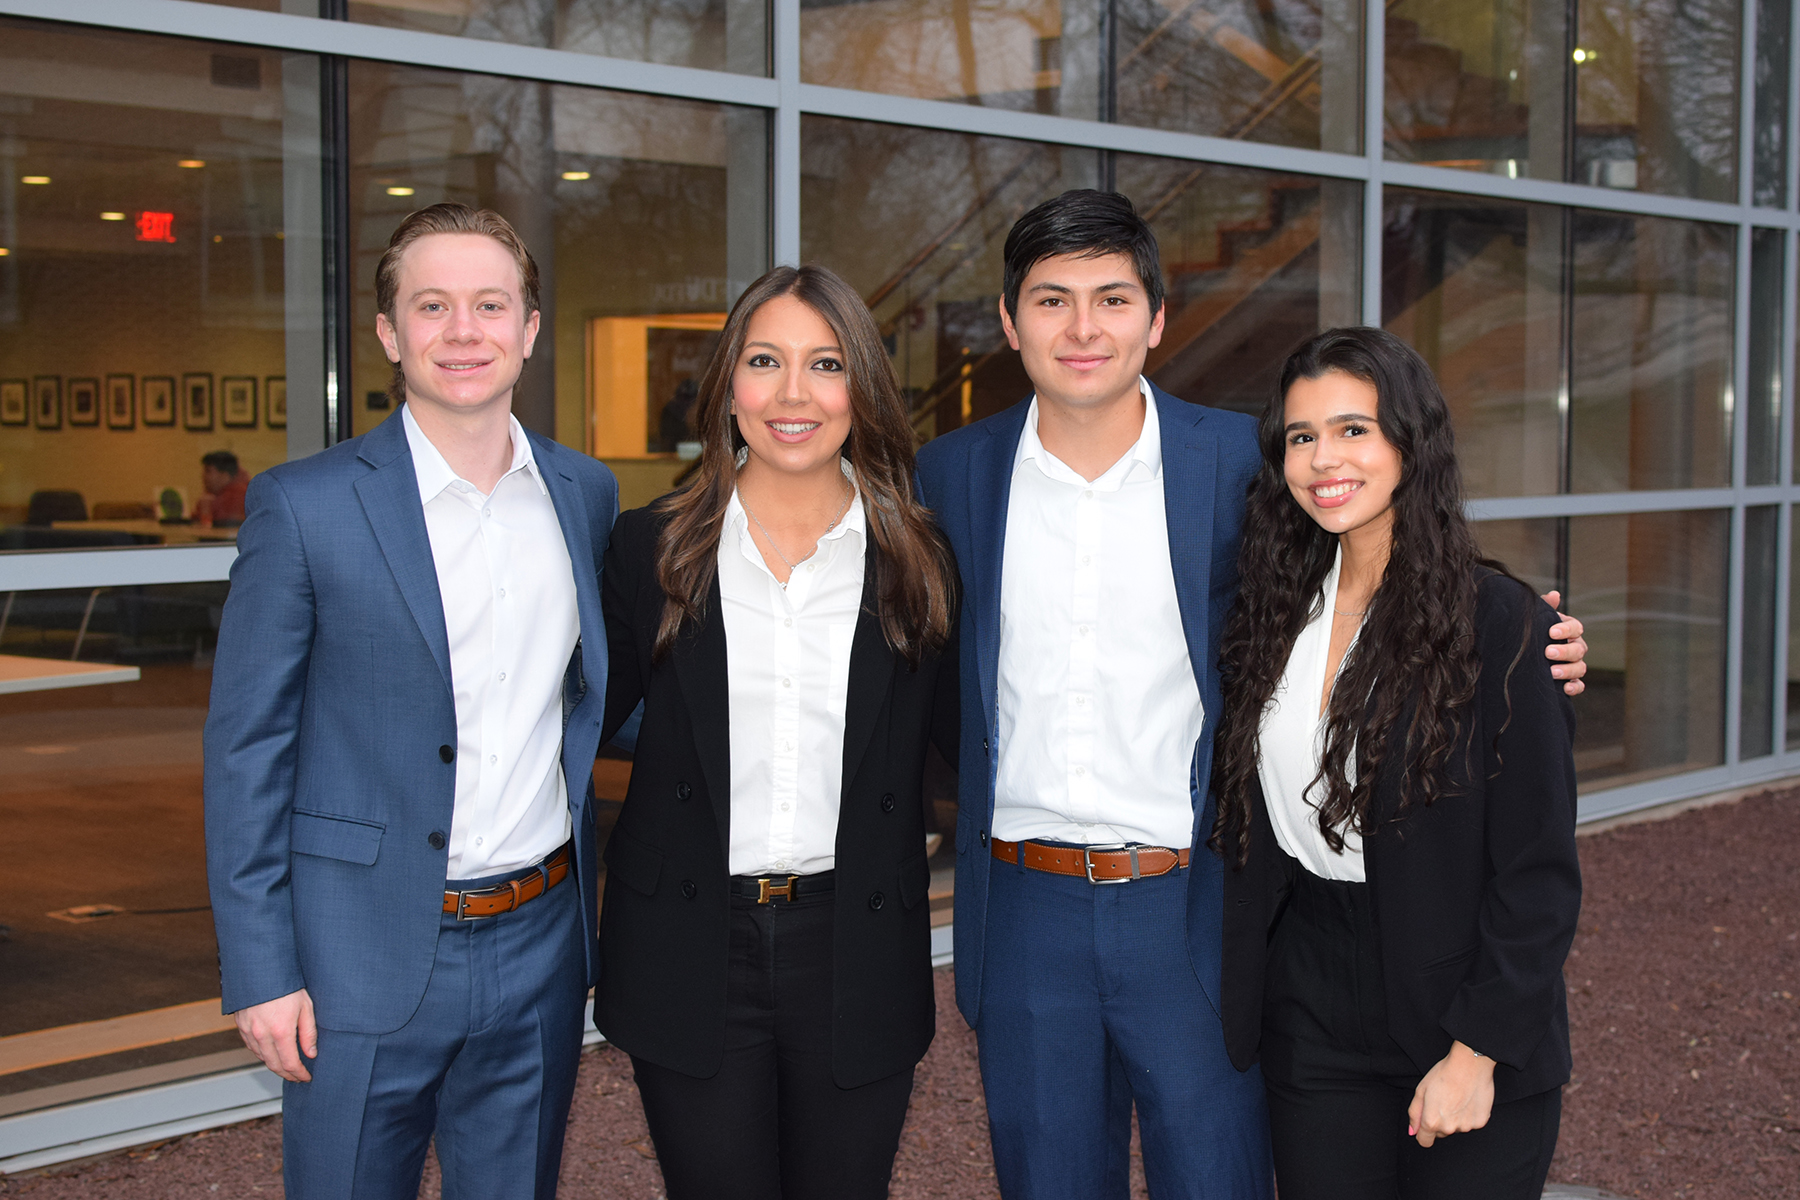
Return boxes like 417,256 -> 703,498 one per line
193,450 -> 251,527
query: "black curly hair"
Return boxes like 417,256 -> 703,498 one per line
1209,326 -> 1489,868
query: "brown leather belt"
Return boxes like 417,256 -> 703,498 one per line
992,838 -> 1190,884
443,843 -> 571,920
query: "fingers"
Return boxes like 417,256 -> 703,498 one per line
1542,590 -> 1561,610
298,992 -> 319,1060
1407,1085 -> 1424,1141
233,993 -> 315,1083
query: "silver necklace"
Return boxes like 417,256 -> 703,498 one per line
1334,606 -> 1367,617
742,483 -> 854,589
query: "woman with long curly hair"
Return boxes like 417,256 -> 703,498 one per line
593,264 -> 958,1199
1212,327 -> 1581,1199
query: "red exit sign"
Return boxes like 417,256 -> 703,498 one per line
135,211 -> 176,243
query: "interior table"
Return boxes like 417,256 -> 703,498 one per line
0,654 -> 140,694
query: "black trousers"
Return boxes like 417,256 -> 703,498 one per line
629,881 -> 915,1200
1261,860 -> 1561,1200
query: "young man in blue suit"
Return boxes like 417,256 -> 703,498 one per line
204,204 -> 619,1199
914,190 -> 1588,1198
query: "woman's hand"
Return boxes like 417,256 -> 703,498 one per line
1540,591 -> 1587,697
1407,1040 -> 1495,1147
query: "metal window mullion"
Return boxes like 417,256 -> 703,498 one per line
1727,504 -> 1748,768
1791,0 -> 1800,212
1778,224 -> 1799,753
1776,500 -> 1794,756
772,0 -> 800,266
1361,0 -> 1385,326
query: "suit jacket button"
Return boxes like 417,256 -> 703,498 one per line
982,738 -> 990,753
438,745 -> 454,764
867,892 -> 885,911
880,793 -> 895,813
681,880 -> 697,899
675,782 -> 693,801
979,830 -> 988,846
428,831 -> 446,850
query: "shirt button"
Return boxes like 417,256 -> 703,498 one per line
475,836 -> 483,846
1082,556 -> 1092,565
489,754 -> 498,765
776,860 -> 788,869
782,678 -> 792,688
498,588 -> 506,598
780,802 -> 791,812
498,671 -> 506,681
1078,625 -> 1089,636
483,507 -> 492,517
1074,765 -> 1087,777
1083,489 -> 1094,499
784,617 -> 793,627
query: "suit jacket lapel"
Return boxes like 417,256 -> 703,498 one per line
353,415 -> 453,697
1155,385 -> 1219,717
532,435 -> 605,697
968,400 -> 1030,741
672,574 -> 733,859
839,540 -> 893,795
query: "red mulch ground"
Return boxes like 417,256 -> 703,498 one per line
5,789 -> 1796,1198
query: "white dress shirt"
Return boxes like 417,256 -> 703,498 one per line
719,462 -> 866,877
1257,546 -> 1366,881
403,405 -> 579,880
994,379 -> 1204,849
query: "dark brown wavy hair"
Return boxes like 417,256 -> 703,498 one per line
1210,327 -> 1493,868
651,265 -> 956,665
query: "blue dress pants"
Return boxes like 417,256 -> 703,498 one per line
975,854 -> 1274,1200
280,860 -> 589,1200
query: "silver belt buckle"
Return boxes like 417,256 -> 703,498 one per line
1082,843 -> 1137,885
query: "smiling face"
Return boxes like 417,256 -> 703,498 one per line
1282,369 -> 1403,540
999,251 -> 1164,417
730,293 -> 854,483
374,232 -> 540,421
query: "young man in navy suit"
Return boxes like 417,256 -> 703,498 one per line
205,204 -> 618,1199
914,190 -> 1588,1198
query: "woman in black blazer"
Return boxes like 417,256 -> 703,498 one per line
1211,327 -> 1581,1200
595,265 -> 958,1200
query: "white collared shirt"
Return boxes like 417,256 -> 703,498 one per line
1258,546 -> 1365,881
994,378 -> 1204,849
402,405 -> 579,880
719,462 -> 866,877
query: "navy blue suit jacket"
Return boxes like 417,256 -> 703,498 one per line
203,409 -> 619,1034
915,383 -> 1260,1028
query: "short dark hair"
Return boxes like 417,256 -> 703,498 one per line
1001,190 -> 1165,319
201,450 -> 240,475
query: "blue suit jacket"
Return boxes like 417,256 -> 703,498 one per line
203,409 -> 619,1034
915,384 -> 1260,1028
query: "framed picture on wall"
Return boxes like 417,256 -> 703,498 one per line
0,380 -> 26,426
143,376 -> 175,426
33,376 -> 61,429
182,373 -> 214,431
68,378 -> 100,427
106,375 -> 135,430
221,376 -> 257,427
266,376 -> 286,429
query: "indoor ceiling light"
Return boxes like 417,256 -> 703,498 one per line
0,248 -> 10,256
386,186 -> 415,196
561,170 -> 591,181
21,175 -> 49,185
100,212 -> 126,221
1572,48 -> 1594,63
178,159 -> 206,168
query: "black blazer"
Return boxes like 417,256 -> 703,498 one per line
594,503 -> 959,1087
1222,571 -> 1581,1103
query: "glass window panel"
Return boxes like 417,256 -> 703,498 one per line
0,583 -> 241,1099
1742,505 -> 1778,761
1754,0 -> 1791,207
1383,189 -> 1565,497
1748,227 -> 1784,487
801,0 -> 1363,152
1572,0 -> 1740,201
0,20 -> 318,550
1564,509 -> 1727,788
800,118 -> 1360,435
1471,516 -> 1562,596
1384,0 -> 1567,181
348,0 -> 769,75
1567,211 -> 1733,493
346,63 -> 768,511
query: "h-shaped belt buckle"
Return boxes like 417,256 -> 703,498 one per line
757,874 -> 801,903
1082,843 -> 1139,885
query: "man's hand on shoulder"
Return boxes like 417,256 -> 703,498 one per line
1540,590 -> 1586,697
234,988 -> 318,1082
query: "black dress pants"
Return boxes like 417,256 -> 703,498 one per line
629,881 -> 915,1200
1261,859 -> 1561,1200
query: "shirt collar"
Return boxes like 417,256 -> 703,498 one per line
1014,376 -> 1163,486
401,403 -> 546,503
